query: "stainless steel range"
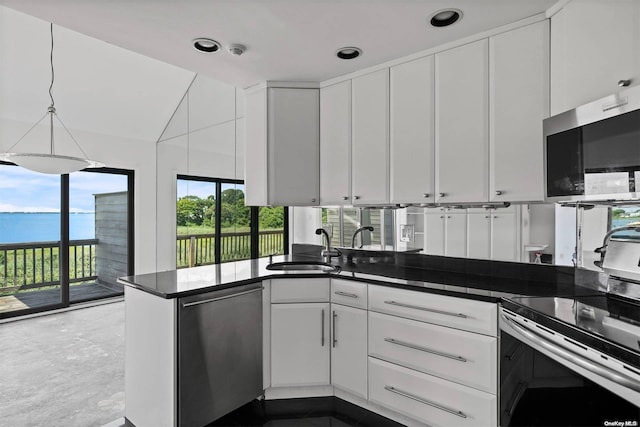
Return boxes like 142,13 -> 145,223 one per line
499,237 -> 640,426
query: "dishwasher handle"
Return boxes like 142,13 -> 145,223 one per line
182,287 -> 262,308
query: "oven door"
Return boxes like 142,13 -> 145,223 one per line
499,308 -> 640,426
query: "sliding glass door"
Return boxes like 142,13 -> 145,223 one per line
0,166 -> 63,316
0,163 -> 133,318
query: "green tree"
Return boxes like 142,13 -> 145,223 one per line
176,195 -> 210,226
259,207 -> 284,229
612,208 -> 626,218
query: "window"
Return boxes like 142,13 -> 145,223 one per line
177,176 -> 288,267
0,163 -> 134,319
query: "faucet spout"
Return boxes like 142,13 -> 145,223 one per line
594,222 -> 640,268
315,228 -> 340,262
351,226 -> 374,248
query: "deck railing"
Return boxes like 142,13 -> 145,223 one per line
0,239 -> 98,294
177,230 -> 285,268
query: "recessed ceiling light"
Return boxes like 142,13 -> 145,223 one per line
192,38 -> 221,53
429,9 -> 462,27
336,47 -> 362,60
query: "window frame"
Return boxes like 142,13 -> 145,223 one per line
0,162 -> 134,319
177,174 -> 289,267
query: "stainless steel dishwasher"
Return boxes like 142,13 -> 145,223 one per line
178,282 -> 263,427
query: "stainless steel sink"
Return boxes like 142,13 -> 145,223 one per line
266,261 -> 339,273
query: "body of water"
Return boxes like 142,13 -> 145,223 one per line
0,213 -> 95,244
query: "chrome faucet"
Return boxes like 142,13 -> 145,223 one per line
593,222 -> 640,268
351,226 -> 374,248
315,228 -> 340,262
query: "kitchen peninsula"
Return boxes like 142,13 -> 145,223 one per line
119,251 -> 640,427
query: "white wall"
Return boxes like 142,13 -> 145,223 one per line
155,75 -> 245,271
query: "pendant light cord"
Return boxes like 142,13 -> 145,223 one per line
49,23 -> 55,109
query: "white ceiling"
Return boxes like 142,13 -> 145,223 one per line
0,6 -> 196,144
0,0 -> 558,89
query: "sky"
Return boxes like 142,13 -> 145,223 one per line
0,166 -> 127,212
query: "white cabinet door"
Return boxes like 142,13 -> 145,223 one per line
467,213 -> 491,260
245,86 -> 319,206
268,88 -> 320,206
320,81 -> 351,205
435,39 -> 489,204
551,0 -> 640,115
331,304 -> 368,399
490,21 -> 548,203
352,69 -> 390,205
491,213 -> 518,262
271,303 -> 330,387
445,213 -> 467,258
425,212 -> 445,256
390,56 -> 435,204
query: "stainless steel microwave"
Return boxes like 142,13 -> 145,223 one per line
544,85 -> 640,202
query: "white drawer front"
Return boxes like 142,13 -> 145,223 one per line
271,278 -> 330,303
369,358 -> 497,427
368,285 -> 497,336
369,312 -> 497,393
331,279 -> 367,309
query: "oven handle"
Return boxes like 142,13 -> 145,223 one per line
500,313 -> 640,393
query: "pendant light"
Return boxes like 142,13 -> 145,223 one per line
0,23 -> 103,174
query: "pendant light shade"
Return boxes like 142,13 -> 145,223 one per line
0,23 -> 103,174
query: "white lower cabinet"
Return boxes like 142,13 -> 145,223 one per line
266,279 -> 499,427
271,302 -> 330,387
330,303 -> 367,399
368,311 -> 497,394
269,278 -> 331,389
369,357 -> 497,427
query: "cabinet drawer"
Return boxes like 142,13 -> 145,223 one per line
368,285 -> 497,336
369,358 -> 497,427
331,279 -> 367,309
369,312 -> 497,393
271,278 -> 330,303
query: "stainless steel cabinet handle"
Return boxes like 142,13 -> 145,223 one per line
439,192 -> 446,197
501,313 -> 640,393
334,291 -> 358,298
485,215 -> 490,218
384,338 -> 467,362
495,190 -> 503,196
342,196 -> 349,201
181,287 -> 262,308
384,300 -> 468,318
423,193 -> 430,198
384,386 -> 467,419
353,196 -> 360,200
332,311 -> 337,348
321,309 -> 325,347
311,198 -> 317,203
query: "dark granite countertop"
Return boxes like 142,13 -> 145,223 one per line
118,252 -> 596,302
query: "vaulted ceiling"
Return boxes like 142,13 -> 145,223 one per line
0,1 -> 558,143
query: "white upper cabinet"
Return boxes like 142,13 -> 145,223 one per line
467,212 -> 492,260
320,81 -> 351,205
491,212 -> 518,262
352,69 -> 390,205
550,0 -> 640,115
245,86 -> 319,206
490,21 -> 549,203
390,56 -> 435,204
435,39 -> 489,204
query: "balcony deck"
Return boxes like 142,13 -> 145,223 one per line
0,281 -> 123,314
